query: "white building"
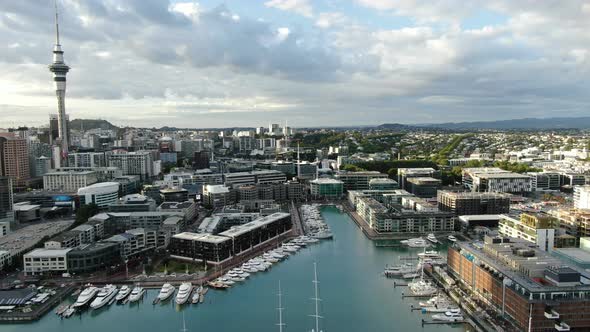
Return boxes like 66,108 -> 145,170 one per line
23,248 -> 71,275
574,185 -> 590,210
77,182 -> 120,208
43,170 -> 98,192
108,151 -> 154,180
463,168 -> 532,193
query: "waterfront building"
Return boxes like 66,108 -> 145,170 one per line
43,170 -> 98,192
77,182 -> 120,208
462,167 -> 532,193
574,185 -> 590,210
169,212 -> 292,264
355,196 -> 455,233
270,161 -> 295,175
66,241 -> 121,274
0,134 -> 31,189
310,178 -> 344,199
437,190 -> 511,215
336,171 -> 388,191
368,178 -> 399,190
23,248 -> 71,276
347,189 -> 412,207
397,168 -> 440,192
448,236 -> 590,331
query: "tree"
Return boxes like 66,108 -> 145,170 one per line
75,203 -> 100,226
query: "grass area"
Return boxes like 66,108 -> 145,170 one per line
151,259 -> 208,274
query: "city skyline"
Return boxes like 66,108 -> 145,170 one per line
1,1 -> 590,128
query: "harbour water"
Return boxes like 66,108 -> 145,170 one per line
5,206 -> 469,332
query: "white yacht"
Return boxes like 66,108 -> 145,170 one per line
448,235 -> 457,242
115,285 -> 131,302
420,294 -> 458,312
73,286 -> 99,308
90,284 -> 118,310
175,283 -> 193,305
426,233 -> 439,244
401,237 -> 430,248
408,253 -> 438,296
432,309 -> 464,322
157,283 -> 176,301
129,286 -> 145,302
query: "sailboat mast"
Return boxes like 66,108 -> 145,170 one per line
312,262 -> 321,332
277,281 -> 285,332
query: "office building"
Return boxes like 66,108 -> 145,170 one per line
43,170 -> 98,192
193,151 -> 210,170
448,237 -> 590,331
336,171 -> 388,191
406,177 -> 441,198
498,213 -> 562,251
77,182 -> 120,208
463,167 -> 532,193
67,152 -> 109,168
23,248 -> 71,276
0,134 -> 31,189
397,168 -> 440,191
0,177 -> 13,223
574,186 -> 590,210
437,191 -> 510,215
310,178 -> 343,199
224,170 -> 286,188
203,185 -> 235,208
368,178 -> 399,190
109,194 -> 157,212
108,151 -> 154,181
66,241 -> 121,274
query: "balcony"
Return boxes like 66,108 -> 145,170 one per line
555,322 -> 570,332
544,309 -> 560,319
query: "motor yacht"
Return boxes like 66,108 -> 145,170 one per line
175,283 -> 193,305
401,237 -> 430,248
157,283 -> 175,301
73,286 -> 99,308
432,309 -> 464,322
128,286 -> 145,303
115,285 -> 131,302
90,284 -> 118,310
426,233 -> 439,244
448,235 -> 457,242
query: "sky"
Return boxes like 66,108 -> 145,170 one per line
0,0 -> 589,128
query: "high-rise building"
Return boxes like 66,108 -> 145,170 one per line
49,114 -> 70,146
0,133 -> 31,189
193,151 -> 210,170
48,3 -> 71,165
574,186 -> 590,210
0,177 -> 13,221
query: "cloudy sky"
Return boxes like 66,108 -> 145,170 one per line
1,0 -> 589,128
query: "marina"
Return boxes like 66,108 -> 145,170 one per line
3,206 -> 468,332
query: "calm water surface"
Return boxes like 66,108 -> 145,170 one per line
6,206 -> 469,332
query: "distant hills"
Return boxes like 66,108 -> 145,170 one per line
70,119 -> 118,131
419,117 -> 590,130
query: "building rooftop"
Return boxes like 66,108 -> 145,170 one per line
24,248 -> 71,257
205,185 -> 230,194
219,212 -> 289,238
173,232 -> 229,244
311,178 -> 343,185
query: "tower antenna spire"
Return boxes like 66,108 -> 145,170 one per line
54,0 -> 60,45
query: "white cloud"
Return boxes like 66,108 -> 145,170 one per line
264,0 -> 313,18
315,12 -> 347,28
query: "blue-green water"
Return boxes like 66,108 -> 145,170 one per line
6,206 -> 468,332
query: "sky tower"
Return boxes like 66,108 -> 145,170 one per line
48,0 -> 70,164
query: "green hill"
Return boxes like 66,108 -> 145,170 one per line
70,119 -> 118,131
